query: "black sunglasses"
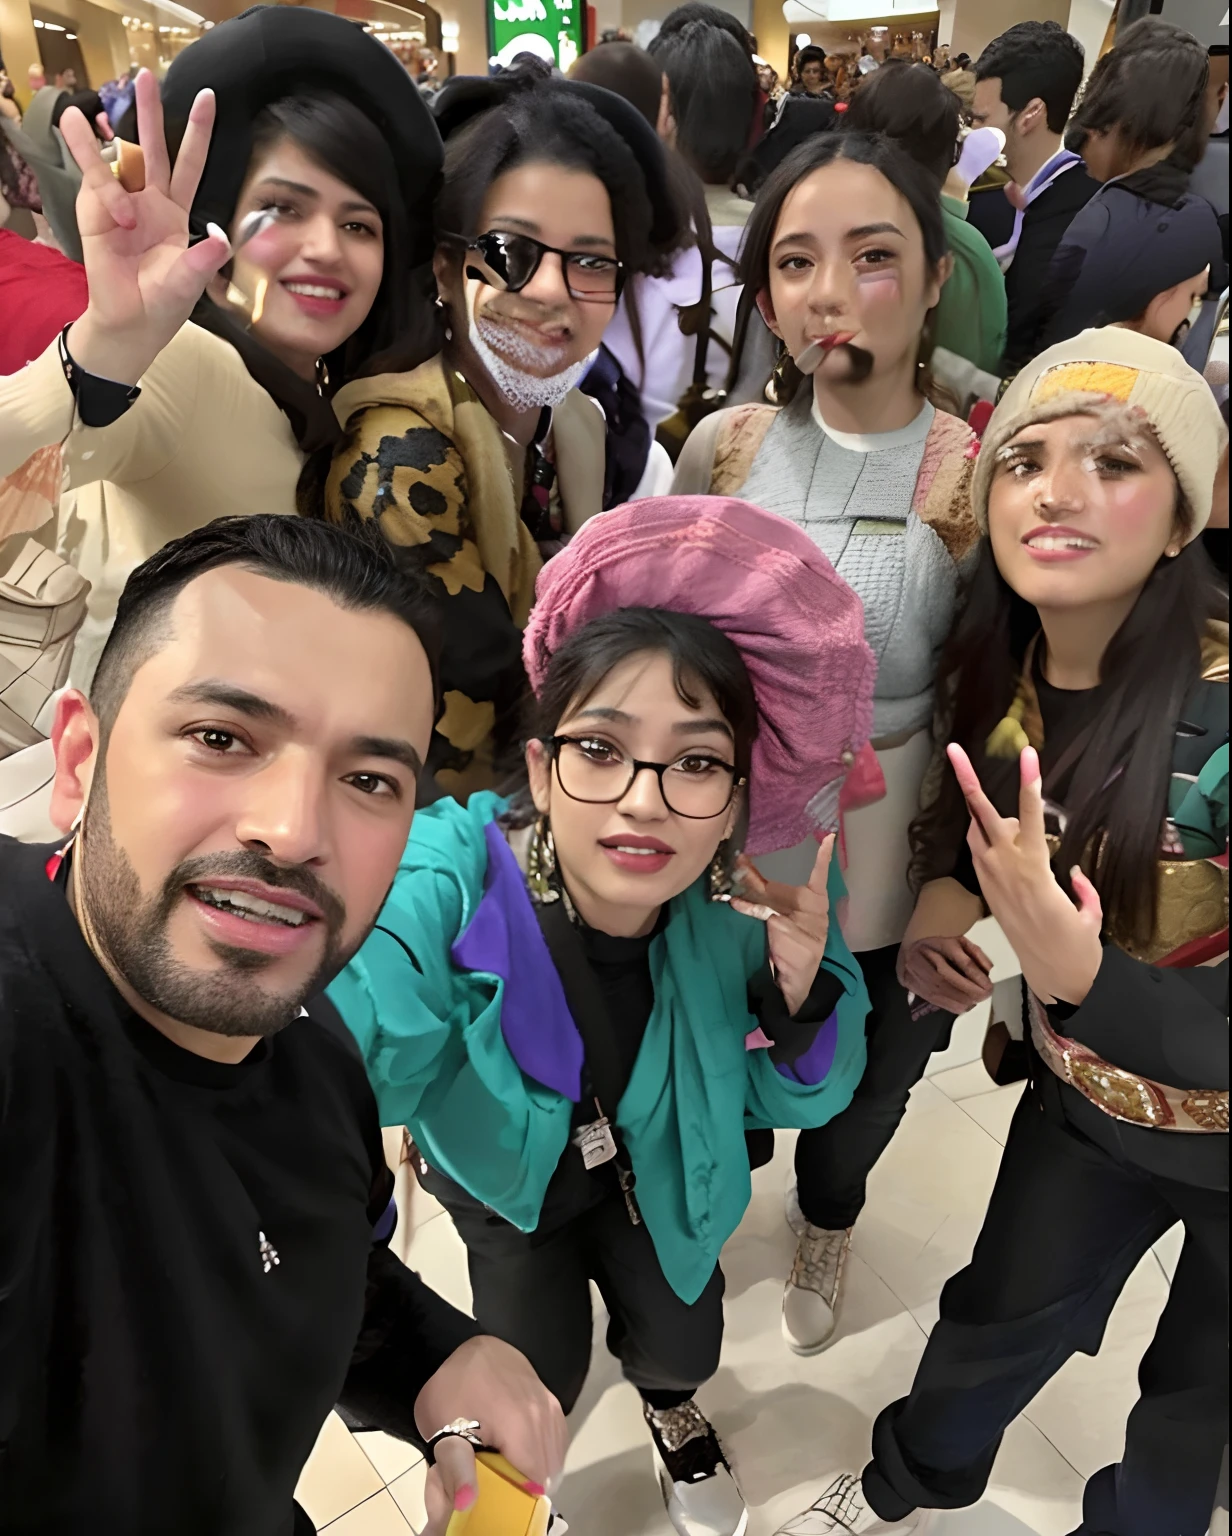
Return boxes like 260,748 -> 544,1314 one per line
451,230 -> 625,303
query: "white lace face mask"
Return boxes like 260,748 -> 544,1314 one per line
466,279 -> 596,413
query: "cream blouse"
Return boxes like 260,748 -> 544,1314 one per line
0,323 -> 303,690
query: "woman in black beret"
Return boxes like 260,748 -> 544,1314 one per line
0,7 -> 442,694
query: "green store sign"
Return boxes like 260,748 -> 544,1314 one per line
488,0 -> 584,71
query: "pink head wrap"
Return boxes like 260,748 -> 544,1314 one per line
523,496 -> 875,856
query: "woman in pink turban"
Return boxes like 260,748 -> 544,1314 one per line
328,495 -> 876,1536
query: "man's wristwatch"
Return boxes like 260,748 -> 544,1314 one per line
424,1417 -> 485,1465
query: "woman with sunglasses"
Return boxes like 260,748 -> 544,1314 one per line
324,68 -> 687,801
327,496 -> 876,1536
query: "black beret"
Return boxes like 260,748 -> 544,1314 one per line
160,6 -> 442,262
432,72 -> 678,249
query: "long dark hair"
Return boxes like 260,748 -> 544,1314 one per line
1067,17 -> 1210,174
910,514 -> 1225,945
648,21 -> 759,187
731,131 -> 951,407
189,91 -> 440,467
505,607 -> 759,820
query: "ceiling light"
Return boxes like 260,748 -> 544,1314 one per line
152,0 -> 205,25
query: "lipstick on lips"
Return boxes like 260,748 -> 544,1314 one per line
279,277 -> 350,317
598,833 -> 675,875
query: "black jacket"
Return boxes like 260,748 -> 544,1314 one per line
1035,161 -> 1224,355
1001,161 -> 1099,372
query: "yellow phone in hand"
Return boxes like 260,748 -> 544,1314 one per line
444,1450 -> 551,1536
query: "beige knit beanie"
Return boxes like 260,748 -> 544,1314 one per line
972,327 -> 1227,538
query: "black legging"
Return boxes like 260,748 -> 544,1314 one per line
863,1081 -> 1229,1536
795,944 -> 956,1230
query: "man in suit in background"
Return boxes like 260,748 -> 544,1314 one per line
972,20 -> 1099,372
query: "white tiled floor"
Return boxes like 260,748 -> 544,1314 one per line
297,923 -> 1181,1534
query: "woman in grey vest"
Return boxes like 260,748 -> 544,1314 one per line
673,132 -> 990,1355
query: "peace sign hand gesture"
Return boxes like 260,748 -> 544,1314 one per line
61,68 -> 231,387
730,834 -> 835,1016
947,743 -> 1104,1007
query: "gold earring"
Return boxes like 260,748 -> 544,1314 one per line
708,841 -> 734,903
526,816 -> 560,904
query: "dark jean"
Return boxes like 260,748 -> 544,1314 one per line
863,1084 -> 1229,1536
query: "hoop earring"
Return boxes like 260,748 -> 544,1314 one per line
526,816 -> 560,904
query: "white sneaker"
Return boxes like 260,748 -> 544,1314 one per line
782,1223 -> 852,1355
785,1175 -> 807,1238
775,1472 -> 937,1533
644,1399 -> 749,1536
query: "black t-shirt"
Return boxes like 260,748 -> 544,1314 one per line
0,839 -> 476,1535
951,654 -> 1101,896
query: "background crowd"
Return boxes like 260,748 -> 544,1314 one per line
0,6 -> 1228,1536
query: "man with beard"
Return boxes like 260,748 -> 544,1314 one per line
0,515 -> 567,1536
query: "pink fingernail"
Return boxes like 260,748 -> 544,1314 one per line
453,1486 -> 477,1512
523,1481 -> 546,1496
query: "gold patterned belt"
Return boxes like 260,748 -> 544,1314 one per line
1028,990 -> 1229,1133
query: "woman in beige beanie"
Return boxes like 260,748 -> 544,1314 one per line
777,326 -> 1228,1535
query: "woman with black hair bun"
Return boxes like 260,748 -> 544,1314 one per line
0,7 -> 442,698
324,69 -> 688,802
779,327 -> 1228,1536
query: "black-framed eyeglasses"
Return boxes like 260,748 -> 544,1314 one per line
449,230 -> 625,303
547,734 -> 745,820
